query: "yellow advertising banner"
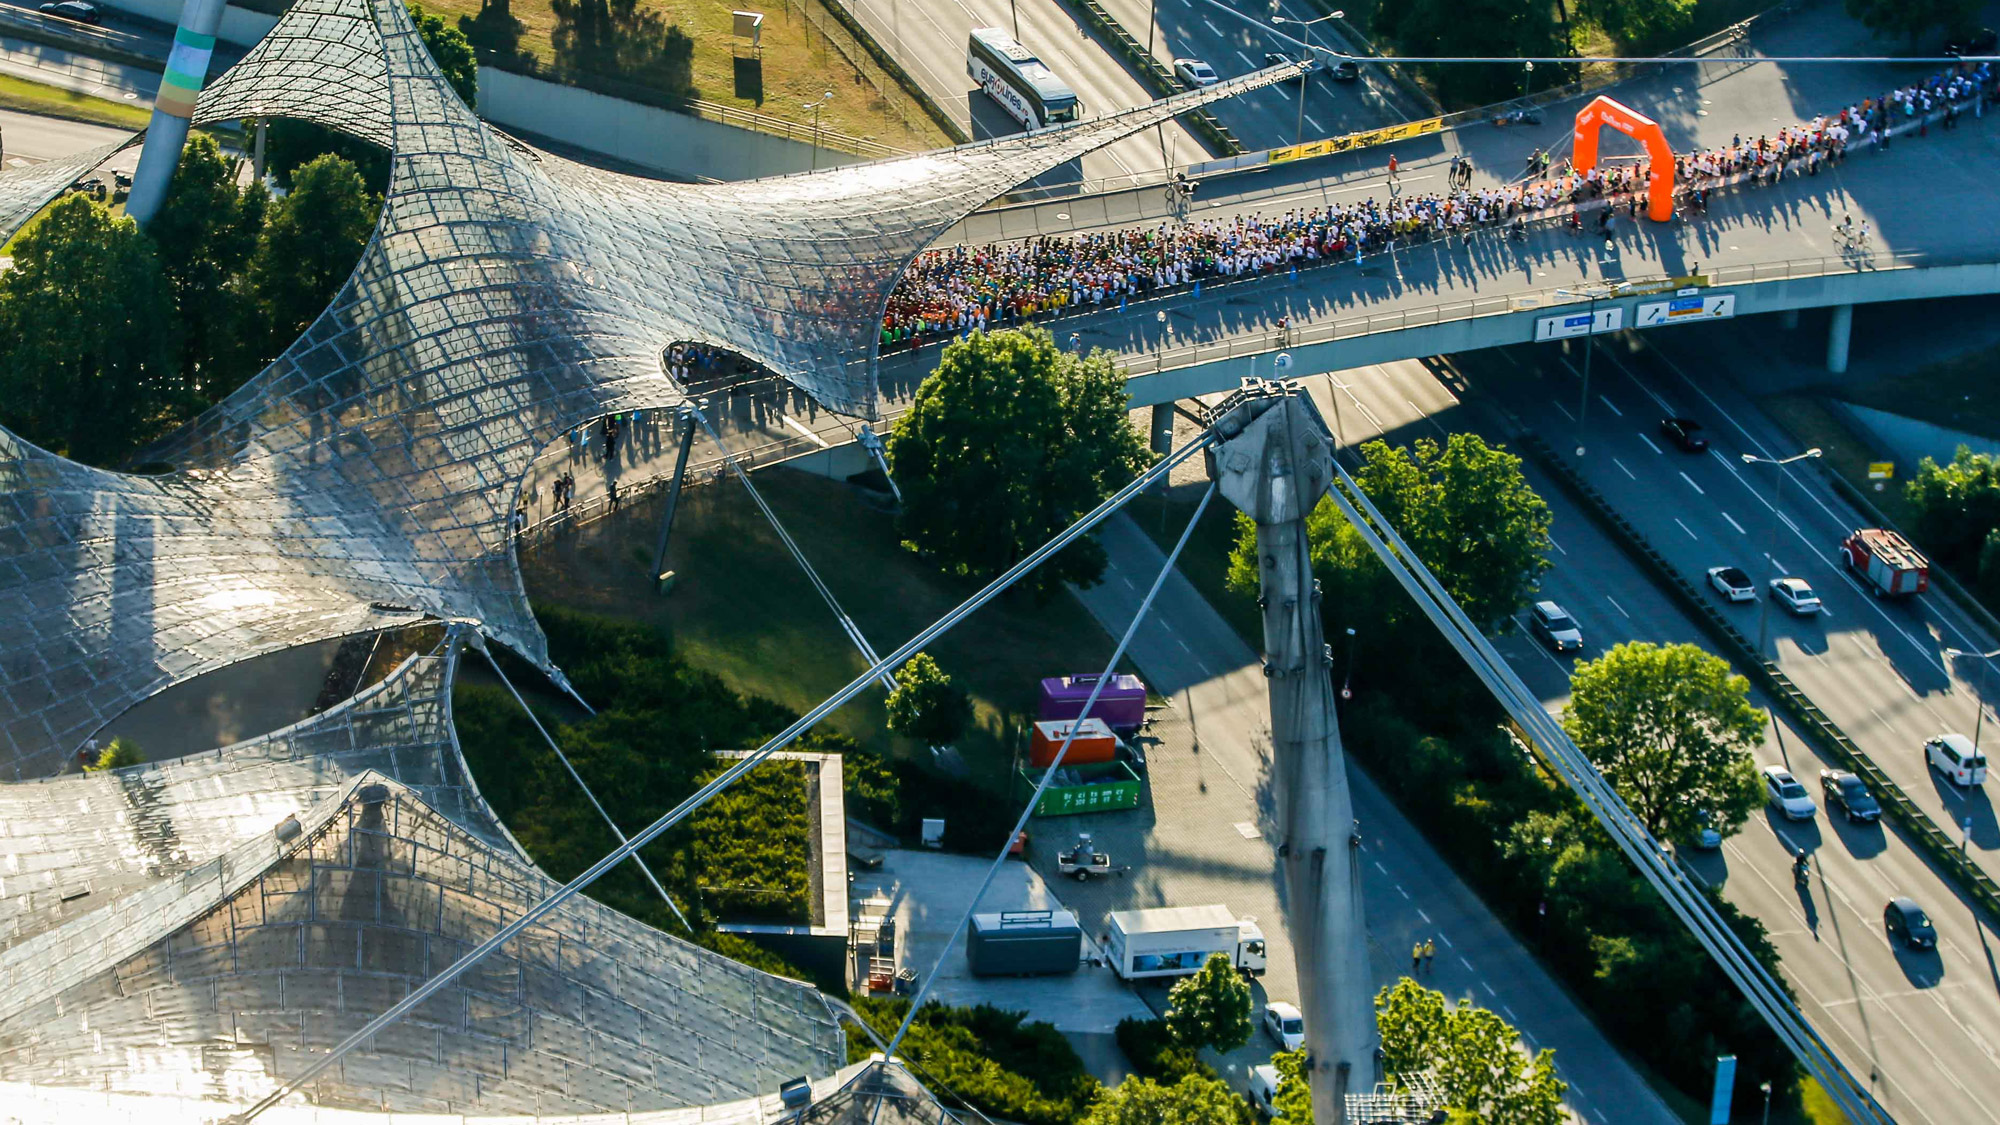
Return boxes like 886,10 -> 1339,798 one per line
1268,116 -> 1446,165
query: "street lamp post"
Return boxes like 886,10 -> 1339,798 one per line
1523,59 -> 1534,99
1742,448 -> 1824,655
804,90 -> 834,171
1944,646 -> 2000,753
1273,11 -> 1343,145
1554,282 -> 1630,457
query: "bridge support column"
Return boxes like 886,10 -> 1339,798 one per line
126,0 -> 227,226
1826,304 -> 1853,374
1781,309 -> 1799,330
1148,402 -> 1175,491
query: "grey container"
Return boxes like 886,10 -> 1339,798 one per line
967,909 -> 1083,976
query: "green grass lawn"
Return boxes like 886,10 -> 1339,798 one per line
0,73 -> 150,131
518,469 -> 1118,792
428,0 -> 949,150
1829,342 -> 2000,443
1759,392 -> 1917,530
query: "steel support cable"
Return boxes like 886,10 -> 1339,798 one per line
227,434 -> 1214,1123
689,405 -> 897,692
1323,472 -> 1876,1118
887,481 -> 1220,1056
1322,468 -> 1891,1124
476,644 -> 693,933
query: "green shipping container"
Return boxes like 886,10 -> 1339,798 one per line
1019,761 -> 1142,817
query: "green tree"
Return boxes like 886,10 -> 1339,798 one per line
888,327 -> 1152,596
1580,0 -> 1694,46
245,154 -> 381,362
0,194 -> 178,466
1373,0 -> 1565,106
85,736 -> 145,771
1083,1073 -> 1249,1125
409,0 -> 479,106
1906,446 -> 2000,574
149,133 -> 268,400
1845,0 -> 1979,45
1375,976 -> 1446,1075
1562,642 -> 1765,842
1271,1047 -> 1314,1123
885,652 -> 973,746
1978,527 -> 2000,606
1164,952 -> 1253,1052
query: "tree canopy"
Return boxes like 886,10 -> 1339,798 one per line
0,193 -> 177,465
1083,1073 -> 1249,1125
888,326 -> 1152,597
1845,0 -> 1980,45
886,652 -> 973,746
1274,980 -> 1563,1124
246,153 -> 382,362
149,132 -> 268,401
1906,446 -> 2000,575
84,736 -> 145,772
1562,642 -> 1766,842
1165,952 -> 1253,1052
408,0 -> 479,107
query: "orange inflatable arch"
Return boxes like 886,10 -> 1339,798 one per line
1572,95 -> 1675,222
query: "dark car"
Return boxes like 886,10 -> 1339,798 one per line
1948,27 -> 1997,56
1819,769 -> 1881,823
1884,897 -> 1937,950
37,0 -> 101,22
1660,417 -> 1709,452
1329,56 -> 1360,81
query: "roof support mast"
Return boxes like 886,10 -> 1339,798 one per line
1206,380 -> 1374,1125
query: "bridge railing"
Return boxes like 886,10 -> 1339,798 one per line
1119,246 -> 1961,377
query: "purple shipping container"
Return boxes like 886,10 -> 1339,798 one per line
1038,673 -> 1146,732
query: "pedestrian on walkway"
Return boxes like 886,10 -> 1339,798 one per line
608,479 -> 620,512
1387,154 -> 1399,182
1422,938 -> 1436,971
1411,941 -> 1423,973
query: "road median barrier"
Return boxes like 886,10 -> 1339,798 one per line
1518,432 -> 2000,926
1056,0 -> 1240,156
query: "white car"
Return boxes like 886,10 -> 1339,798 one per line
1769,577 -> 1822,615
1926,732 -> 1989,787
1761,765 -> 1816,820
1248,1064 -> 1284,1116
1707,566 -> 1755,603
1174,58 -> 1219,87
1263,1001 -> 1305,1051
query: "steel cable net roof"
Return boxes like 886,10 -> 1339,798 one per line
0,631 -> 843,1115
0,0 -> 1298,774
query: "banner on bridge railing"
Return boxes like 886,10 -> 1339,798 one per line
1265,116 -> 1445,166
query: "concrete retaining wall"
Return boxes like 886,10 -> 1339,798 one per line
96,0 -> 278,47
476,67 -> 863,182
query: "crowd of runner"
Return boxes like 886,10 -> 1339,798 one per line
877,60 -> 1995,350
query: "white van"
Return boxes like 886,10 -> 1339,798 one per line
1247,1064 -> 1283,1117
1926,733 -> 1989,787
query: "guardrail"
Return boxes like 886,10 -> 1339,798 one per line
1518,432 -> 2000,927
1056,0 -> 1241,156
810,0 -> 970,145
0,5 -> 166,72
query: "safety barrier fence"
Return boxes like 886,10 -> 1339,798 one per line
1056,0 -> 1242,156
1519,431 -> 2000,927
806,0 -> 970,145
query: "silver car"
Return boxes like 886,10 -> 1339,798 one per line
1770,577 -> 1822,615
1530,600 -> 1583,653
1762,765 -> 1816,820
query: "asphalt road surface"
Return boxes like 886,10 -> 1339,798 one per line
1089,0 -> 1409,151
837,0 -> 1204,188
0,106 -> 130,166
1469,331 -> 2000,889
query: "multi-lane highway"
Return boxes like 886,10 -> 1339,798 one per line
1089,0 -> 1410,150
1471,333 -> 2000,886
839,0 -> 1203,187
0,107 -> 130,167
1303,350 -> 2000,1125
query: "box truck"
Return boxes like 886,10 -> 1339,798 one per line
1842,527 -> 1929,597
967,910 -> 1083,976
1105,904 -> 1266,980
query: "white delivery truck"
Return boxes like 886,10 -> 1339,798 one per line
1104,904 -> 1266,980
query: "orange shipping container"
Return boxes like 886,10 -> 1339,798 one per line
1029,718 -> 1118,768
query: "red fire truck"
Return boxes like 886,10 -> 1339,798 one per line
1841,528 -> 1929,597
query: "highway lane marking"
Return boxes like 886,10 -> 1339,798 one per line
1502,1003 -> 1520,1021
1459,956 -> 1476,972
1416,908 -> 1433,923
1437,932 -> 1452,947
1406,399 -> 1449,436
1236,49 -> 1256,69
1680,471 -> 1706,495
1765,552 -> 1787,573
1205,17 -> 1223,35
1176,638 -> 1193,653
1612,457 -> 1637,480
1598,394 -> 1624,417
1271,80 -> 1292,99
1777,510 -> 1799,533
1306,113 -> 1325,133
1675,518 -> 1698,539
1395,884 -> 1410,899
1606,596 -> 1631,619
1638,433 -> 1664,455
1374,860 -> 1387,874
1722,510 -> 1746,534
1552,399 -> 1575,422
1480,980 -> 1498,998
1548,533 -> 1567,556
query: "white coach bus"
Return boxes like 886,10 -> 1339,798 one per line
967,27 -> 1083,130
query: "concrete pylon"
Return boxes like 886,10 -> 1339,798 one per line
125,0 -> 228,226
1206,380 -> 1372,1125
1826,303 -> 1854,374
